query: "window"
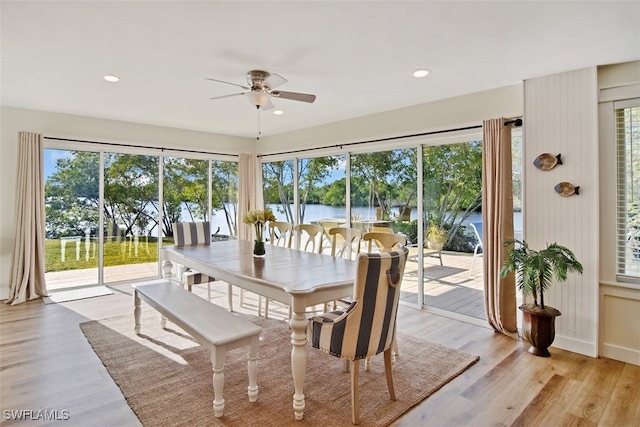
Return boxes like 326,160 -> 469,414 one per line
616,99 -> 640,280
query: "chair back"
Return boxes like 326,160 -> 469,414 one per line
328,227 -> 362,259
363,231 -> 407,252
294,224 -> 324,253
470,222 -> 483,249
173,222 -> 211,247
308,247 -> 409,360
269,221 -> 293,248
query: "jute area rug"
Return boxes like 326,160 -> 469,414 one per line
80,311 -> 479,427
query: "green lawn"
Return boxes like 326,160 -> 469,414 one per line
45,237 -> 174,272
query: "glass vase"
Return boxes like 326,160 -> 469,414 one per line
253,240 -> 266,258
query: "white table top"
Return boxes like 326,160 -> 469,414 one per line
162,239 -> 356,296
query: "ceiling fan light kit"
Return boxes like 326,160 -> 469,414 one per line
206,69 -> 316,110
206,69 -> 317,139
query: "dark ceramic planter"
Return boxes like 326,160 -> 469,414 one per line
519,303 -> 561,357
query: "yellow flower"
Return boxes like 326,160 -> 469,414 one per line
242,209 -> 276,225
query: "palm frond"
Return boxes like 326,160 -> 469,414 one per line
500,239 -> 583,309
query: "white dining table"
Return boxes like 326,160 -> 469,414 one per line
161,239 -> 356,420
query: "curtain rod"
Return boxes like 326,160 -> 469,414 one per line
43,136 -> 238,158
259,118 -> 522,158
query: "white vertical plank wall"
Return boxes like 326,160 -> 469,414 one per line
523,67 -> 599,357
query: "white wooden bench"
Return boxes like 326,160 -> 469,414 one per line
132,279 -> 262,418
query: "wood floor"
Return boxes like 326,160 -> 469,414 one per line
1,283 -> 638,426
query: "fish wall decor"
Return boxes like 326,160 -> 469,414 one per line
554,182 -> 580,197
534,153 -> 563,171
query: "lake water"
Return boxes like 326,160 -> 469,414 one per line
208,204 -> 522,237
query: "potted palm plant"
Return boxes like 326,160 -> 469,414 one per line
500,239 -> 583,357
426,225 -> 447,250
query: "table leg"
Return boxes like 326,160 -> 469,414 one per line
290,299 -> 308,420
133,290 -> 141,334
162,257 -> 174,280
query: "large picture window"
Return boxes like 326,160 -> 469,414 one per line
616,99 -> 640,280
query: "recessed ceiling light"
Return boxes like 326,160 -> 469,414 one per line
273,110 -> 284,115
412,68 -> 431,78
103,75 -> 120,82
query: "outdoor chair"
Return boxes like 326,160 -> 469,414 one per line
469,222 -> 483,275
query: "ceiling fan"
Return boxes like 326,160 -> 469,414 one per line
205,70 -> 316,110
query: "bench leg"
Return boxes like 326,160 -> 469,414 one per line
247,337 -> 259,403
160,315 -> 167,329
134,290 -> 141,334
211,345 -> 227,417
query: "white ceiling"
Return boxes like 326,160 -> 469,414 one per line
2,1 -> 639,139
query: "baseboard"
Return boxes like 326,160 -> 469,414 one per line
602,343 -> 640,366
552,335 -> 598,358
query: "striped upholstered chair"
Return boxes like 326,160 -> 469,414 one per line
307,247 -> 409,425
173,222 -> 232,310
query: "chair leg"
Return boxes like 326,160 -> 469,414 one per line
383,348 -> 396,401
350,359 -> 360,425
227,283 -> 233,312
392,335 -> 399,366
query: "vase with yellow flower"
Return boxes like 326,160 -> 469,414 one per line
242,209 -> 277,257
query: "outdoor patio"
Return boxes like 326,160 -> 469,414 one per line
44,250 -> 487,321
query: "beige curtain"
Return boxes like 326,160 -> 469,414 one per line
237,153 -> 264,241
482,119 -> 517,337
7,132 -> 47,305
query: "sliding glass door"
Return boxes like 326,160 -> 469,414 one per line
103,153 -> 159,283
44,144 -> 238,290
44,149 -> 100,290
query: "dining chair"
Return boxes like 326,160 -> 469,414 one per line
361,231 -> 406,369
362,231 -> 407,252
269,221 -> 294,248
469,222 -> 483,275
307,247 -> 409,425
254,221 -> 294,318
328,227 -> 363,260
291,223 -> 329,316
172,222 -> 233,310
294,223 -> 324,253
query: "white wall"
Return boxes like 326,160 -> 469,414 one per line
258,85 -> 523,154
0,107 -> 253,300
523,68 -> 600,357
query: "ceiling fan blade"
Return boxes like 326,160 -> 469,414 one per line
204,77 -> 250,90
263,73 -> 287,90
209,92 -> 246,101
272,90 -> 316,103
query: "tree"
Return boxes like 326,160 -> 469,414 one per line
211,160 -> 239,236
45,151 -> 100,238
350,150 -> 415,219
162,157 -> 209,237
104,153 -> 159,238
423,141 -> 482,244
298,156 -> 340,223
262,160 -> 295,222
